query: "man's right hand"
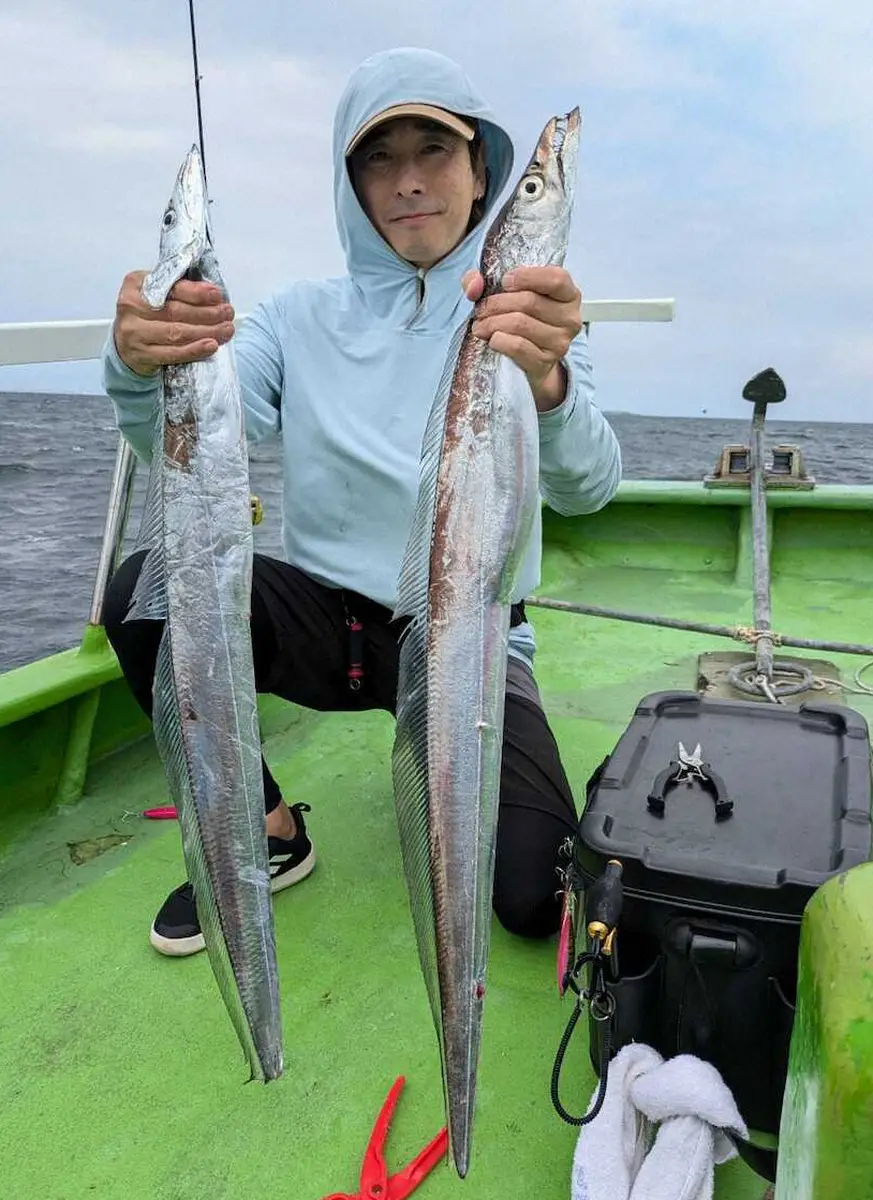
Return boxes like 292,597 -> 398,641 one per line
113,271 -> 236,377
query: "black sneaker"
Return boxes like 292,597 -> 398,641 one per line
267,803 -> 316,893
149,803 -> 316,957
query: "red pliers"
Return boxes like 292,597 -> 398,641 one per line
321,1076 -> 448,1200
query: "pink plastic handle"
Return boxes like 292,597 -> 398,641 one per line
556,891 -> 575,997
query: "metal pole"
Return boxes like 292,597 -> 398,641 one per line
88,434 -> 137,626
740,367 -> 787,683
748,400 -> 775,679
525,596 -> 873,657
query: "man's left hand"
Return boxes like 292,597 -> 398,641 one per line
462,266 -> 583,413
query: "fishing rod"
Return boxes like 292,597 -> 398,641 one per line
187,0 -> 208,185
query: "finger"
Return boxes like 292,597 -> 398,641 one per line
473,311 -> 570,359
119,270 -> 148,295
119,274 -> 222,309
154,340 -> 223,365
121,298 -> 233,328
503,266 -> 579,303
139,320 -> 235,349
462,269 -> 485,302
475,288 -> 578,332
117,286 -> 232,330
487,330 -> 555,376
169,279 -> 226,307
163,298 -> 235,327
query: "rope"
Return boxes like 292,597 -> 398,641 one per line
758,675 -> 783,705
727,660 -> 814,702
853,660 -> 873,696
734,626 -> 783,646
723,658 -> 873,704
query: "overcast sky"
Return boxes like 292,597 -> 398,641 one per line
1,0 -> 870,419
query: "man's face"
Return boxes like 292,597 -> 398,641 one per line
350,118 -> 486,271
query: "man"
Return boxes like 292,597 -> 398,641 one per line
101,47 -> 621,957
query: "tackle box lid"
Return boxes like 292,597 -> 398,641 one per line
576,691 -> 872,920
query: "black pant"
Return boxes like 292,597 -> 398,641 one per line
104,551 -> 578,938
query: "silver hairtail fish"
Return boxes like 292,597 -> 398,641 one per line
391,109 -> 581,1176
126,145 -> 283,1082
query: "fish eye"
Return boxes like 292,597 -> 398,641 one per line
162,209 -> 177,229
521,174 -> 545,200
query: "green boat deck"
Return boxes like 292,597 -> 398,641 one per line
2,483 -> 873,1199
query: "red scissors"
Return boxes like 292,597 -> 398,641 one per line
322,1076 -> 448,1200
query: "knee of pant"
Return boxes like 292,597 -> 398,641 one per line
102,577 -> 126,634
102,575 -> 132,641
494,889 -> 561,941
102,549 -> 148,636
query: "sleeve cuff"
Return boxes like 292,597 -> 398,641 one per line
102,329 -> 161,391
537,358 -> 578,441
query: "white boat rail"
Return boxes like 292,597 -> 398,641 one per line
0,300 -> 675,367
0,300 -> 675,627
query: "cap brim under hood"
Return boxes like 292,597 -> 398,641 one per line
332,47 -> 515,283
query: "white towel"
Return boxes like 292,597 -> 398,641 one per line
571,1046 -> 748,1200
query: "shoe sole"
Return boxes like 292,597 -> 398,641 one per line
270,846 -> 316,894
149,847 -> 317,958
149,927 -> 206,957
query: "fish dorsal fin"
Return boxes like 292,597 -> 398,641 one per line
151,630 -> 269,1080
391,615 -> 444,1047
125,400 -> 168,622
393,317 -> 470,622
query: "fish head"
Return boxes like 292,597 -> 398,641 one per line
480,108 -> 580,288
142,144 -> 210,309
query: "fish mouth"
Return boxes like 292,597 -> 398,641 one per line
542,107 -> 581,190
553,107 -> 581,149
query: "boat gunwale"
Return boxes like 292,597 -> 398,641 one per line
3,480 -> 873,732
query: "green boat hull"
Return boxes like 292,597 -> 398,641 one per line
776,863 -> 873,1199
2,481 -> 872,1199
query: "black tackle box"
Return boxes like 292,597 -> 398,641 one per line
575,690 -> 872,1136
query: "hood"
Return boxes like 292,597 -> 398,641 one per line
332,48 -> 514,306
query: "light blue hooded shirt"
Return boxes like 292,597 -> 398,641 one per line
102,47 -> 621,667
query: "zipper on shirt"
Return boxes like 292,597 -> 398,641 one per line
405,268 -> 427,330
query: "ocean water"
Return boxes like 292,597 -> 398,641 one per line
1,391 -> 870,671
